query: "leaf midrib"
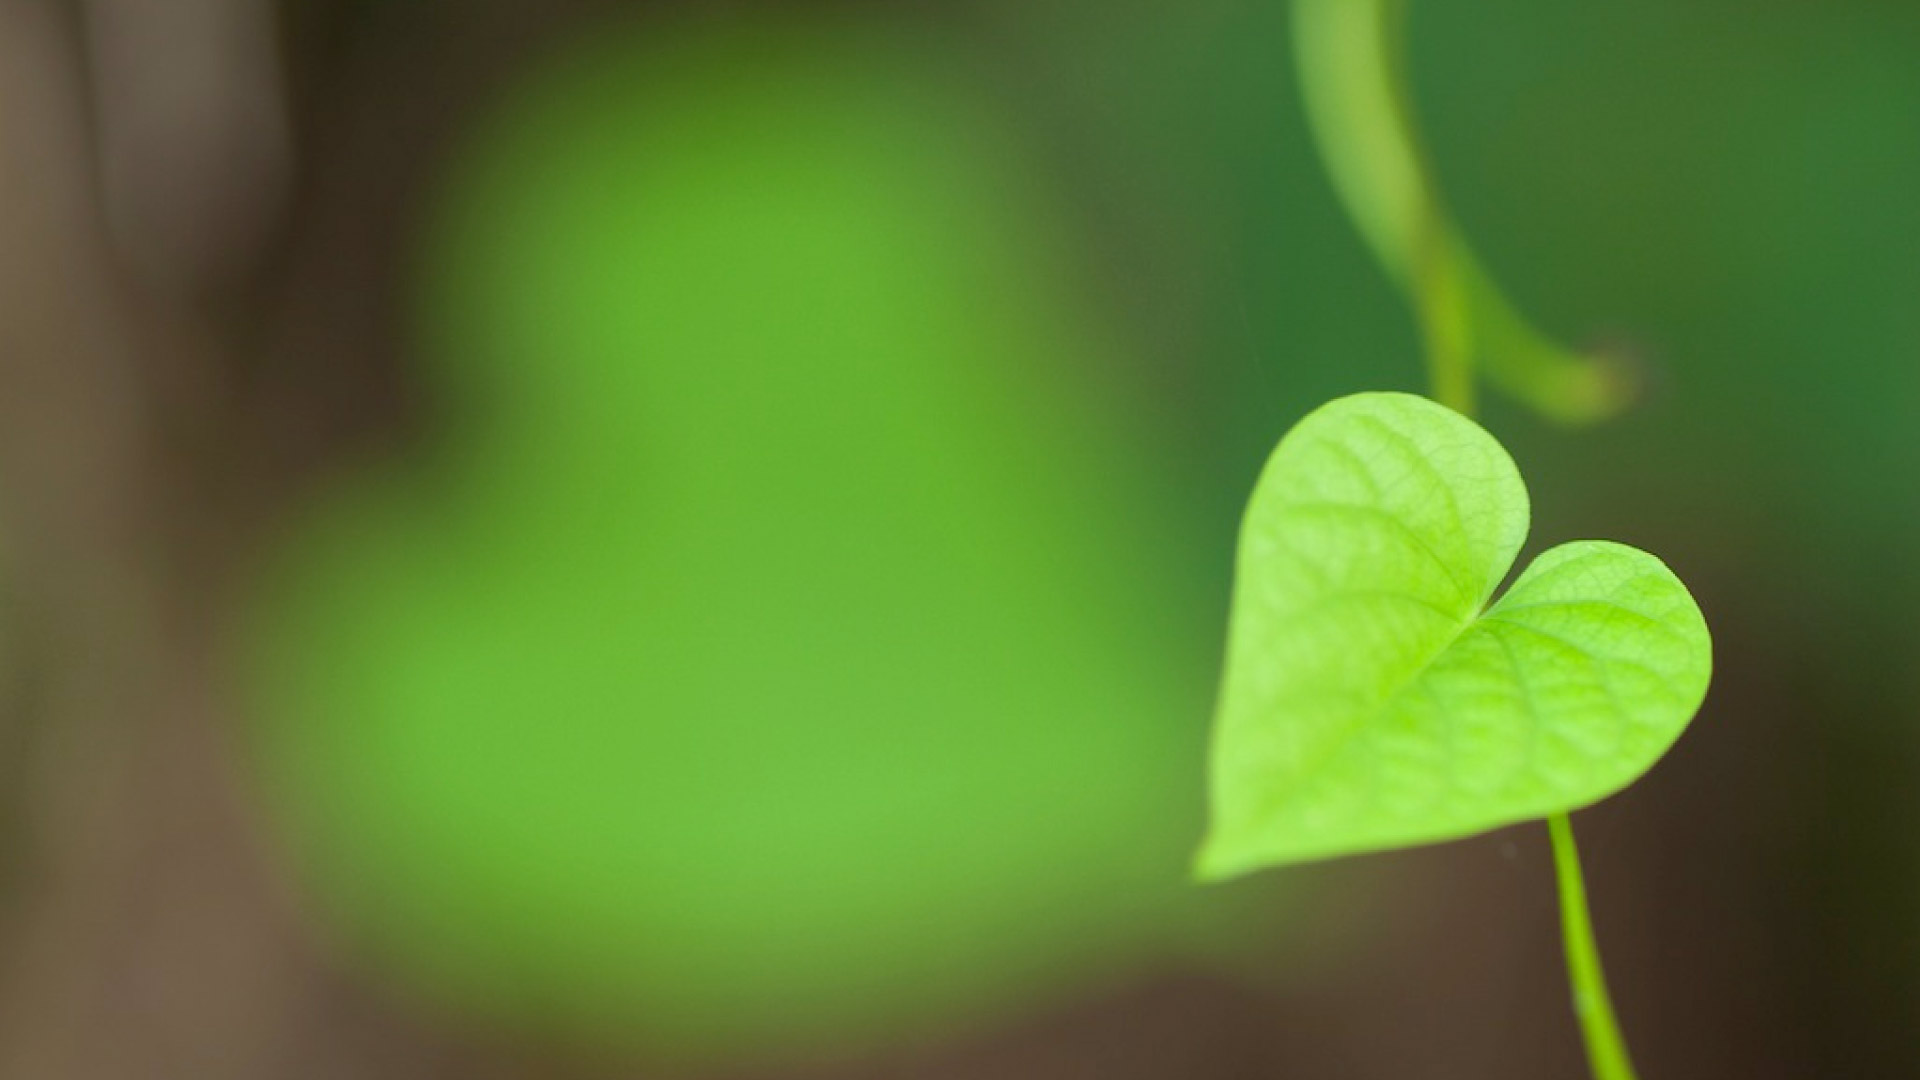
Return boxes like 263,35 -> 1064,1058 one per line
1251,546 -> 1665,830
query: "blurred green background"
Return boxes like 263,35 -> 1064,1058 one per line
1,1 -> 1917,1077
253,19 -> 1230,1059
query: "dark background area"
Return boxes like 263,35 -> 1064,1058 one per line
0,1 -> 1915,1077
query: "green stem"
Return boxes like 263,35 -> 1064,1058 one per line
1414,223 -> 1474,415
1292,0 -> 1635,424
1296,3 -> 1647,1071
1548,812 -> 1640,1080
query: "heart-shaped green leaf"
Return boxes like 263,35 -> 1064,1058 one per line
1197,392 -> 1710,880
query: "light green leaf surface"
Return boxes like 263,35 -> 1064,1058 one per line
1198,393 -> 1710,879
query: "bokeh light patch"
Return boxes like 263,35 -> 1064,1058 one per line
248,14 -> 1221,1062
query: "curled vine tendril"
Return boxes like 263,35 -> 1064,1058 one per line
1293,0 -> 1638,425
